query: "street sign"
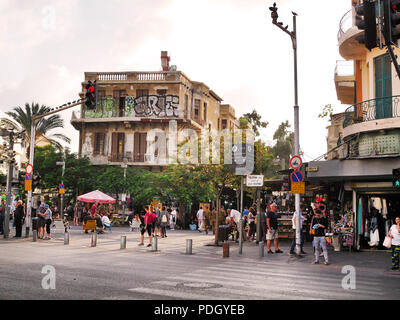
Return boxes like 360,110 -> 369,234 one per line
25,174 -> 32,181
25,164 -> 33,175
25,179 -> 32,191
291,182 -> 305,194
290,170 -> 304,183
246,175 -> 264,187
289,155 -> 302,170
59,184 -> 65,195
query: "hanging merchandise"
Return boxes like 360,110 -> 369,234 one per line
382,198 -> 388,219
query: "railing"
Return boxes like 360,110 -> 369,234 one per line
89,71 -> 179,82
337,9 -> 354,42
343,95 -> 400,128
335,60 -> 354,76
98,73 -> 127,81
137,73 -> 166,81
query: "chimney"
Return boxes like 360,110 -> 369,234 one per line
161,51 -> 170,71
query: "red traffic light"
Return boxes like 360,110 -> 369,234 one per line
87,85 -> 94,93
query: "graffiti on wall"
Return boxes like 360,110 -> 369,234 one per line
126,95 -> 180,117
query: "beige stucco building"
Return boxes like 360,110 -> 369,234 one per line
71,52 -> 239,171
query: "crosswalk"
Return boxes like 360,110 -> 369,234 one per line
127,259 -> 388,300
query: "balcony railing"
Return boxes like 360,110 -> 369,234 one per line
343,95 -> 400,128
337,9 -> 353,42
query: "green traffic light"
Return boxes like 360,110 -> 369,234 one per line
396,180 -> 400,187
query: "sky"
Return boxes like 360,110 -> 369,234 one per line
0,0 -> 352,163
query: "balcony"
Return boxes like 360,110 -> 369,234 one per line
337,8 -> 367,60
85,71 -> 182,83
334,60 -> 355,105
342,95 -> 400,138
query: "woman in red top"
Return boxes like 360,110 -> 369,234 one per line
139,206 -> 155,247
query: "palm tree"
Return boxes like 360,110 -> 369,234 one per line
0,102 -> 71,154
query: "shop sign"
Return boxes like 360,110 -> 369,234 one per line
246,175 -> 264,187
306,166 -> 319,172
291,182 -> 305,194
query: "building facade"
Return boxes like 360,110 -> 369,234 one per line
308,1 -> 400,250
71,52 -> 239,171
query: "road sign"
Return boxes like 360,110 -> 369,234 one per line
25,180 -> 32,191
25,164 -> 33,175
289,155 -> 302,170
59,184 -> 65,194
291,182 -> 305,194
290,170 -> 304,183
246,175 -> 264,187
25,174 -> 32,181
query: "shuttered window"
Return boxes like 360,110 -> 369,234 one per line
94,133 -> 105,155
134,132 -> 147,162
111,132 -> 125,162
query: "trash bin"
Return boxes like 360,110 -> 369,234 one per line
218,225 -> 229,242
32,217 -> 39,231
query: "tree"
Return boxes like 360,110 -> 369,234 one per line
239,109 -> 268,136
318,104 -> 333,119
0,102 -> 71,154
271,120 -> 294,169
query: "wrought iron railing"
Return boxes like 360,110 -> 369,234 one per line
343,95 -> 400,128
337,9 -> 353,42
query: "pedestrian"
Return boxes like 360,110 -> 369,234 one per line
247,207 -> 256,241
289,210 -> 306,256
257,204 -> 267,245
138,206 -> 156,247
37,203 -> 47,239
154,203 -> 162,237
0,199 -> 5,235
13,200 -> 25,238
94,213 -> 104,234
388,216 -> 400,271
170,208 -> 177,230
43,204 -> 52,240
160,207 -> 169,238
266,203 -> 283,254
197,206 -> 205,233
91,202 -> 98,217
73,203 -> 79,226
310,209 -> 329,265
227,208 -> 241,241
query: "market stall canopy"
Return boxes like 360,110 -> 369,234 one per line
77,190 -> 116,204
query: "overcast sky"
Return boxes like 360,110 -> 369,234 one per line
0,0 -> 352,162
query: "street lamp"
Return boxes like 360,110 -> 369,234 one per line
269,2 -> 301,255
121,157 -> 128,220
56,158 -> 65,219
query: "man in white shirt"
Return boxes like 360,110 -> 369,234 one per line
170,208 -> 177,230
289,210 -> 306,255
197,207 -> 204,233
228,209 -> 242,242
101,214 -> 111,228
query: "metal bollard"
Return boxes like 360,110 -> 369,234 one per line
91,232 -> 97,247
64,232 -> 69,245
259,241 -> 264,258
223,241 -> 229,258
33,230 -> 37,242
239,219 -> 243,255
121,235 -> 127,249
152,236 -> 158,251
186,239 -> 193,255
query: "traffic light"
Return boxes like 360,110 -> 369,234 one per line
393,168 -> 400,187
355,0 -> 378,50
282,174 -> 290,191
85,80 -> 97,110
383,0 -> 400,46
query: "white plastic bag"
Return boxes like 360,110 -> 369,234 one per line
383,236 -> 392,249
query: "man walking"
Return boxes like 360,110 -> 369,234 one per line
310,209 -> 329,265
266,203 -> 283,254
0,199 -> 5,235
197,206 -> 204,233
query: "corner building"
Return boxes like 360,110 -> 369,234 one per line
71,52 -> 239,172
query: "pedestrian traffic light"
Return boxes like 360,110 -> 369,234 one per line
85,80 -> 97,110
393,168 -> 400,187
383,0 -> 400,46
355,0 -> 378,50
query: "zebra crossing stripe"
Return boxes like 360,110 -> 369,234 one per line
127,287 -> 227,300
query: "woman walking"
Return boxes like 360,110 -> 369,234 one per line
388,216 -> 400,271
160,208 -> 170,238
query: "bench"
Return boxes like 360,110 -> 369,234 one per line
82,220 -> 96,233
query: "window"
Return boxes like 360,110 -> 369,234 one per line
157,89 -> 167,111
98,90 -> 106,98
113,90 -> 126,117
184,94 -> 189,118
203,103 -> 207,122
111,132 -> 125,162
134,132 -> 147,162
94,133 -> 105,155
221,119 -> 227,129
194,99 -> 200,119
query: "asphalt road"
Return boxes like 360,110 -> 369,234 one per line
0,225 -> 399,300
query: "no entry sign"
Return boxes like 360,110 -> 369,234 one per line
289,156 -> 302,170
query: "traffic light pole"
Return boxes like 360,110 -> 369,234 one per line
26,99 -> 86,235
270,4 -> 301,255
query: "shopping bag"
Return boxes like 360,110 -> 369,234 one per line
383,236 -> 392,249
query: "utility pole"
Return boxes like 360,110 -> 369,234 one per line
3,133 -> 14,239
56,158 -> 65,219
269,3 -> 301,255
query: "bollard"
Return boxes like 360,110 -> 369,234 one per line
121,235 -> 127,249
152,236 -> 158,251
64,232 -> 69,245
33,230 -> 37,242
239,219 -> 243,255
259,241 -> 264,258
186,239 -> 193,255
91,232 -> 97,247
223,241 -> 229,258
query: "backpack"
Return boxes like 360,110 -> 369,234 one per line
161,214 -> 168,223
